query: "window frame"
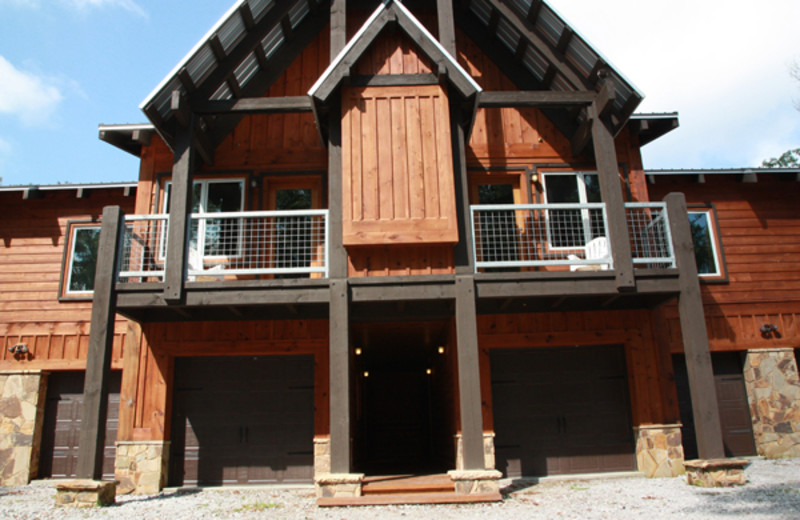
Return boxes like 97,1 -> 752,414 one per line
59,220 -> 102,300
687,204 -> 728,282
540,171 -> 604,251
160,177 -> 247,261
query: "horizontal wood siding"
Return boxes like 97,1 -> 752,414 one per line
649,176 -> 800,353
477,310 -> 679,430
341,85 -> 458,246
0,190 -> 134,371
119,319 -> 330,443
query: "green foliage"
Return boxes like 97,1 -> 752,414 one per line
761,148 -> 800,168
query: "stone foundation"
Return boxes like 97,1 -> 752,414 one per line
114,441 -> 169,495
635,424 -> 685,478
0,371 -> 47,486
743,348 -> 800,458
454,432 -> 496,470
684,459 -> 749,487
315,473 -> 364,498
314,436 -> 331,476
55,480 -> 116,507
448,469 -> 502,495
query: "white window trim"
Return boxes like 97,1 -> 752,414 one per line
161,178 -> 246,261
688,209 -> 722,277
65,224 -> 101,296
541,171 -> 601,251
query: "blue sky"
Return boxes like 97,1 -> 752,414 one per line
0,0 -> 798,187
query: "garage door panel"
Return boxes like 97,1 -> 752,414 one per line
171,356 -> 314,486
491,345 -> 635,478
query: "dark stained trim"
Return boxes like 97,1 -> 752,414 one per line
664,192 -> 725,460
194,96 -> 313,115
163,124 -> 195,304
327,100 -> 348,279
331,0 -> 346,59
329,279 -> 351,473
478,90 -> 595,108
451,95 -> 475,274
76,206 -> 123,479
348,73 -> 439,87
455,275 -> 485,470
589,101 -> 635,290
437,0 -> 457,56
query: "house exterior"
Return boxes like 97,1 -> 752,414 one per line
1,0 -> 799,502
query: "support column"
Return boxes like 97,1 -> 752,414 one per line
328,279 -> 351,474
77,206 -> 123,480
454,275 -> 484,469
452,101 -> 475,274
437,0 -> 457,56
589,101 -> 634,290
664,192 -> 725,460
163,122 -> 195,304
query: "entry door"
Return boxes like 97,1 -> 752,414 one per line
491,345 -> 635,477
39,371 -> 121,480
170,356 -> 315,486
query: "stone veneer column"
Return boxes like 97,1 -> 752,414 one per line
314,436 -> 331,476
634,424 -> 685,478
743,348 -> 800,458
0,371 -> 47,486
114,441 -> 170,495
454,432 -> 496,470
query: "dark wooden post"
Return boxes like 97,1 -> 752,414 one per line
76,205 -> 123,479
664,192 -> 725,460
329,279 -> 351,473
455,275 -> 485,469
437,0 -> 457,56
452,108 -> 475,274
331,0 -> 346,58
163,122 -> 195,303
589,102 -> 634,290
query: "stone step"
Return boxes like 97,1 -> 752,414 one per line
318,491 -> 502,507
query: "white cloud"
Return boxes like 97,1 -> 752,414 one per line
0,56 -> 63,127
59,0 -> 146,17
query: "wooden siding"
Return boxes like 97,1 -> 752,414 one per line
649,176 -> 800,353
0,190 -> 134,371
476,310 -> 679,429
118,319 -> 330,443
353,29 -> 434,76
341,84 -> 458,246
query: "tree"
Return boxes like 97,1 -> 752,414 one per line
762,148 -> 800,168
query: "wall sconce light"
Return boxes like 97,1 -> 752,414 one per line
437,346 -> 445,355
9,344 -> 29,355
760,324 -> 780,338
426,368 -> 433,375
354,347 -> 363,356
531,172 -> 540,183
363,371 -> 369,378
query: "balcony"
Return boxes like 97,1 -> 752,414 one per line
117,210 -> 329,283
470,202 -> 675,272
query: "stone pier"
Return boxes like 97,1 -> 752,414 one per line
0,371 -> 47,486
635,424 -> 685,478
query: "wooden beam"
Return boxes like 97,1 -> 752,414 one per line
170,90 -> 191,128
451,96 -> 475,274
178,67 -> 196,93
479,90 -> 595,108
589,101 -> 635,290
331,0 -> 346,59
437,0 -> 457,56
455,275 -> 485,470
132,129 -> 152,146
349,73 -> 439,87
664,192 -> 725,459
76,205 -> 123,479
327,101 -> 348,279
239,1 -> 255,30
596,80 -> 616,120
195,96 -> 313,115
329,279 -> 351,473
527,0 -> 543,23
556,27 -> 574,54
163,124 -> 195,304
22,187 -> 42,200
570,115 -> 593,157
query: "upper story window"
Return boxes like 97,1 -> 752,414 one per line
162,178 -> 245,258
62,222 -> 100,298
688,207 -> 725,279
541,172 -> 604,249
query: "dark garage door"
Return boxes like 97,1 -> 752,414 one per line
170,356 -> 315,486
39,371 -> 121,480
674,353 -> 756,459
491,345 -> 635,477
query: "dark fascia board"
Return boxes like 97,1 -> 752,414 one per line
309,0 -> 482,105
629,113 -> 679,147
646,167 -> 800,176
0,182 -> 137,199
99,123 -> 156,156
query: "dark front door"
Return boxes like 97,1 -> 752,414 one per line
39,371 -> 121,480
170,356 -> 314,486
674,353 -> 756,459
491,345 -> 635,477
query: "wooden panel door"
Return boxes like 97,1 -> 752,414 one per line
341,84 -> 458,245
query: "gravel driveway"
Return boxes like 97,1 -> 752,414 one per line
2,458 -> 799,519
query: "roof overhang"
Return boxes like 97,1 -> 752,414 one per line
0,181 -> 137,200
99,123 -> 156,156
629,113 -> 679,146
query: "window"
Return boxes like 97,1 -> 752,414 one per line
162,179 -> 245,258
541,172 -> 605,249
62,223 -> 101,296
688,209 -> 723,278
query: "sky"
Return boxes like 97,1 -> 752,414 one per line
0,0 -> 798,187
